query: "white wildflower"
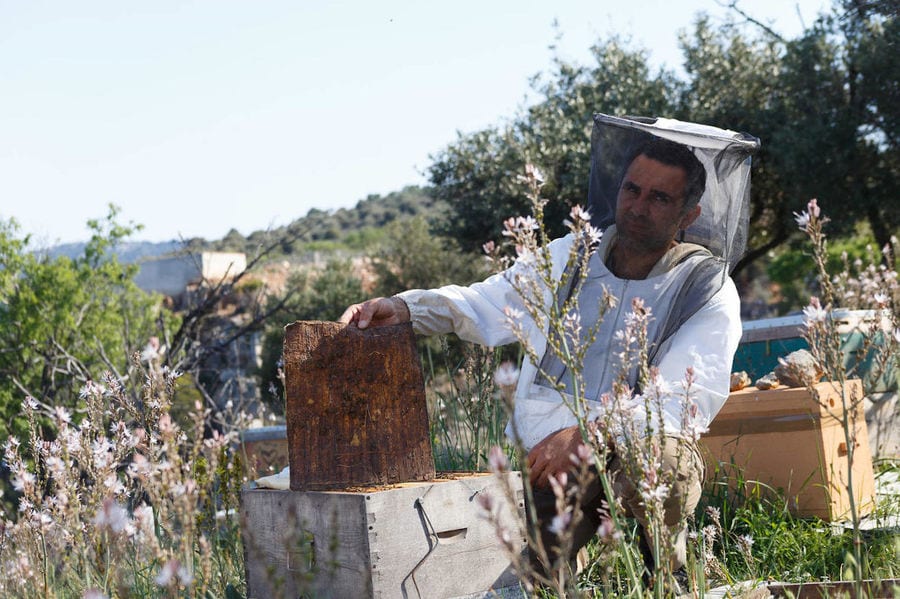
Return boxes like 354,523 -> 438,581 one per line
45,456 -> 65,475
548,472 -> 568,496
802,297 -> 828,326
644,371 -> 672,397
128,453 -> 151,478
32,510 -> 53,529
132,504 -> 156,539
569,205 -> 591,223
11,470 -> 35,492
503,306 -> 525,322
570,443 -> 593,465
563,310 -> 581,337
155,559 -> 193,588
103,473 -> 125,495
157,413 -> 176,436
92,438 -> 114,469
523,163 -> 545,185
140,336 -> 162,362
548,511 -> 572,535
583,224 -> 603,246
807,198 -> 820,218
680,397 -> 709,442
564,205 -> 592,231
502,215 -> 539,237
488,446 -> 508,473
204,430 -> 230,451
78,380 -> 106,399
54,406 -> 71,425
172,479 -> 197,498
640,482 -> 671,506
92,498 -> 129,534
493,362 -> 520,388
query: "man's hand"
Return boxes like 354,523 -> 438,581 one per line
339,296 -> 410,330
527,426 -> 583,489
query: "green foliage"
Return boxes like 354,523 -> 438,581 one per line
766,226 -> 891,312
691,479 -> 899,585
0,207 -> 173,439
342,225 -> 387,250
284,259 -> 368,323
678,6 -> 899,265
371,216 -> 488,296
426,342 -> 512,471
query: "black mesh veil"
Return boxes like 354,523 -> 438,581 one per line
588,113 -> 760,273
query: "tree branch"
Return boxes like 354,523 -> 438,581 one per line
718,0 -> 787,42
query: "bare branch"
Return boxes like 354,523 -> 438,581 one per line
718,0 -> 787,42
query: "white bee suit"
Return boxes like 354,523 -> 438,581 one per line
398,229 -> 742,451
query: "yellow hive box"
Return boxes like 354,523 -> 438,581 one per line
701,380 -> 876,520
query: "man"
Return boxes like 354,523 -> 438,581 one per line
340,135 -> 743,579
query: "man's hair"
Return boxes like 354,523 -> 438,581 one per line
628,137 -> 707,211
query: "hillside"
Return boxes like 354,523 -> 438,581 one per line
208,185 -> 444,257
46,185 -> 442,263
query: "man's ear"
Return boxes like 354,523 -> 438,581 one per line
679,204 -> 701,230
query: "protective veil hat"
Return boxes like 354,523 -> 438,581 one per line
587,113 -> 761,274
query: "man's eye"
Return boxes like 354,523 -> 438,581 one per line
652,193 -> 672,204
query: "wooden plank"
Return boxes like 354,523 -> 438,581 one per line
283,321 -> 435,490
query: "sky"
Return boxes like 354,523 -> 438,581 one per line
1,0 -> 832,245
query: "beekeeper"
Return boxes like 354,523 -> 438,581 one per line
340,113 -> 759,580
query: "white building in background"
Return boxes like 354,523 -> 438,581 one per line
134,251 -> 262,412
134,252 -> 247,298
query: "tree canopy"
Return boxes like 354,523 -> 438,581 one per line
0,208 -> 165,438
427,2 -> 899,271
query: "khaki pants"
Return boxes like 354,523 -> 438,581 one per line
529,436 -> 705,574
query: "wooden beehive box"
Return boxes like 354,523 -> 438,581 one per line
241,472 -> 527,599
701,379 -> 876,520
239,425 -> 288,476
283,321 -> 435,490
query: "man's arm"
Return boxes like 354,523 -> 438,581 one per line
646,277 -> 743,433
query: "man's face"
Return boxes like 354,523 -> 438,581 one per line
614,154 -> 701,254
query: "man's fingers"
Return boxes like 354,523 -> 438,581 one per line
339,299 -> 388,329
527,450 -> 548,488
357,303 -> 375,329
338,304 -> 361,324
340,297 -> 408,330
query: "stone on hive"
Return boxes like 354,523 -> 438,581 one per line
755,372 -> 780,390
730,371 -> 751,392
774,349 -> 823,387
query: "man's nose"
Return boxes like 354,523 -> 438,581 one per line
630,193 -> 651,215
